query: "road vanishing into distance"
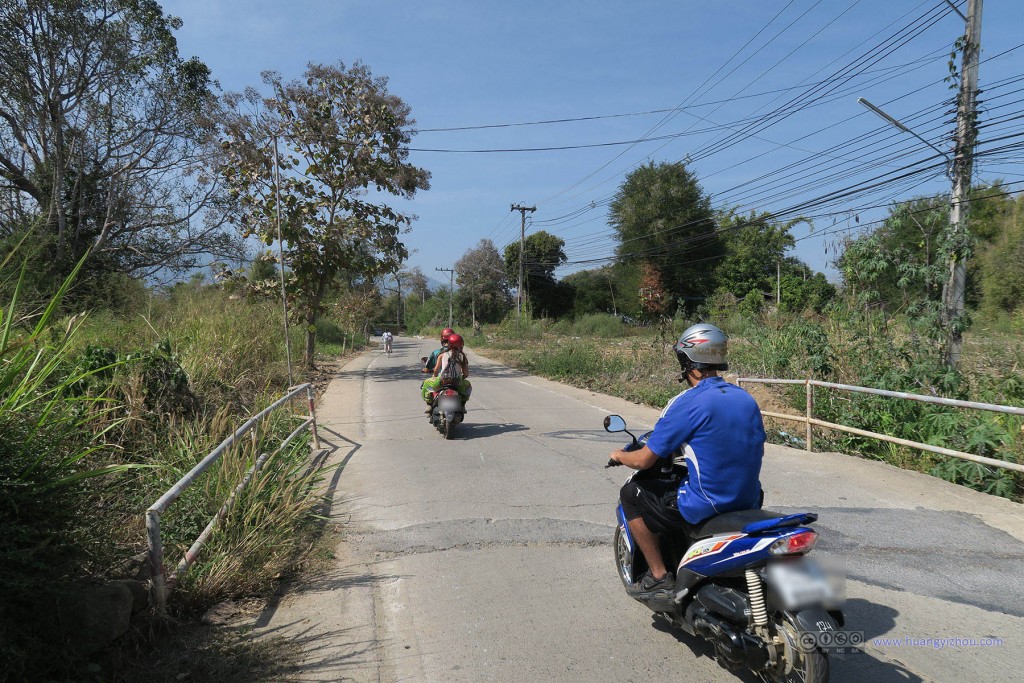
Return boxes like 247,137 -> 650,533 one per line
247,337 -> 1024,682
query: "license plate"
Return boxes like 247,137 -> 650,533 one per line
768,558 -> 844,610
439,397 -> 462,412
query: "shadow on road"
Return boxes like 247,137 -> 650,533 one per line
648,596 -> 918,683
845,597 -> 900,640
454,421 -> 529,439
250,565 -> 408,681
336,342 -> 529,385
253,426 -> 364,633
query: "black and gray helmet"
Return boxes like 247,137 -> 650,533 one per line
674,323 -> 728,371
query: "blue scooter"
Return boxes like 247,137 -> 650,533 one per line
604,414 -> 845,683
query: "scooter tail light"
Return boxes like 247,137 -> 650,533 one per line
768,530 -> 818,555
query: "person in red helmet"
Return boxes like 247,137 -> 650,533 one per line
421,332 -> 472,411
422,328 -> 455,374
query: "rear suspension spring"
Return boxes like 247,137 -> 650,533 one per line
746,569 -> 768,626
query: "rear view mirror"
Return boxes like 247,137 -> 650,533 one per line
603,414 -> 627,433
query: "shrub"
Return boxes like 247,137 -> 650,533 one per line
573,313 -> 624,337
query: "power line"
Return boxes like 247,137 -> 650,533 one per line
541,0 -> 955,213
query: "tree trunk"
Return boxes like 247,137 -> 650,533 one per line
304,308 -> 317,370
303,285 -> 326,370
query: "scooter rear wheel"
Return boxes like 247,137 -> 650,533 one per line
760,613 -> 829,683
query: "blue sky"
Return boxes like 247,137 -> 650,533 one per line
168,0 -> 1024,284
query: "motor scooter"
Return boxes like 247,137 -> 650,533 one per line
604,414 -> 845,682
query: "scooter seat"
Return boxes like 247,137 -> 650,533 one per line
692,509 -> 786,539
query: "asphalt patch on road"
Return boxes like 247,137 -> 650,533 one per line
775,505 -> 1024,617
358,517 -> 613,557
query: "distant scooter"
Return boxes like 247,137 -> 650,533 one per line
603,414 -> 845,682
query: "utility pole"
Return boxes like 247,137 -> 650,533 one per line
394,270 -> 403,329
272,134 -> 293,387
776,261 -> 781,310
436,267 -> 455,328
943,0 -> 983,368
606,274 -> 617,317
470,272 -> 477,330
510,204 -> 536,316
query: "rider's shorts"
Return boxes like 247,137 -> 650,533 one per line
620,478 -> 696,536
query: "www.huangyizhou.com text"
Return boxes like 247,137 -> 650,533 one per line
872,636 -> 1004,649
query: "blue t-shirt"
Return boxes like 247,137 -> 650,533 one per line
645,377 -> 766,524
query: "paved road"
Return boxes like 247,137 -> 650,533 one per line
248,337 -> 1024,682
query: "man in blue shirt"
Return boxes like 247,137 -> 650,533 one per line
609,324 -> 766,594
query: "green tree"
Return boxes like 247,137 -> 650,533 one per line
562,265 -> 626,317
503,230 -> 571,318
406,266 -> 430,304
714,210 -> 798,297
609,161 -> 721,306
221,62 -> 430,368
710,210 -> 833,313
0,0 -> 240,282
836,198 -> 947,311
976,191 -> 1024,320
455,239 -> 510,326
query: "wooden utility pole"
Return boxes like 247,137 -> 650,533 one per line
943,0 -> 983,368
510,204 -> 536,316
436,267 -> 455,328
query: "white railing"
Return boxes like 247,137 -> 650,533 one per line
736,377 -> 1024,474
146,383 -> 321,612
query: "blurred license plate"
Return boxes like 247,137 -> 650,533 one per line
439,396 -> 462,412
768,558 -> 842,609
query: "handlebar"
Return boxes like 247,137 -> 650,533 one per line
606,437 -> 644,467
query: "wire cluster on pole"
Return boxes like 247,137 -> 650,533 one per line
436,267 -> 455,328
510,204 -> 536,316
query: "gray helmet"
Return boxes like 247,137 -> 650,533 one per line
674,323 -> 728,371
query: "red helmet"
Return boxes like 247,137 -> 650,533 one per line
441,327 -> 455,343
447,333 -> 464,350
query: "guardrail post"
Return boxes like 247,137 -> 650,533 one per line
805,379 -> 814,452
146,509 -> 167,613
307,384 -> 321,450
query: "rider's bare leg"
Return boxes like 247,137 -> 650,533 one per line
628,516 -> 668,579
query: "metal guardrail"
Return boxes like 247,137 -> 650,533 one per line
146,383 -> 321,612
736,377 -> 1024,474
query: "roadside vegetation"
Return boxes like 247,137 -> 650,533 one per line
395,172 -> 1024,504
2,1 -> 419,678
468,309 -> 1023,502
3,1 -> 1024,680
0,253 -> 377,680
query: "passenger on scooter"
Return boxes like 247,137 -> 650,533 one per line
607,324 -> 766,595
421,333 -> 472,410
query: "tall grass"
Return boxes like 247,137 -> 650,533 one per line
477,306 -> 1024,501
0,251 -> 141,679
155,411 -> 325,611
2,256 -> 331,678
